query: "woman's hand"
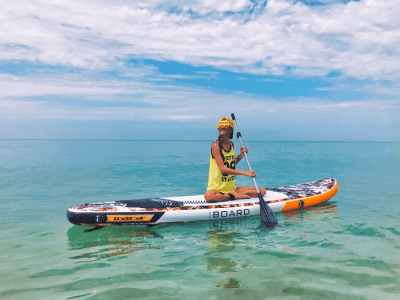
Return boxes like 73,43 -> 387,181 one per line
243,170 -> 256,177
240,147 -> 248,155
236,147 -> 248,163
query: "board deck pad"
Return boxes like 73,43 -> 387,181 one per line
67,178 -> 338,226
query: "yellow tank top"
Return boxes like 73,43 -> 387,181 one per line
207,141 -> 236,193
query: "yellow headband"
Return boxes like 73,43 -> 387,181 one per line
217,117 -> 234,129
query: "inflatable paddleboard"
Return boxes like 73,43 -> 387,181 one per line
67,178 -> 338,226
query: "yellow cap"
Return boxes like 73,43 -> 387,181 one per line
217,117 -> 234,129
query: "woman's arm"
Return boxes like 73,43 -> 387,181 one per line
211,143 -> 255,177
235,147 -> 247,164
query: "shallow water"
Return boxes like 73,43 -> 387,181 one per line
0,140 -> 399,299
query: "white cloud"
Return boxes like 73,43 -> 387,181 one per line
1,73 -> 398,127
184,0 -> 252,14
0,0 -> 399,80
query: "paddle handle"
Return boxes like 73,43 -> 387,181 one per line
231,113 -> 261,194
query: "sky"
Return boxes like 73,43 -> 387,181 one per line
0,0 -> 399,141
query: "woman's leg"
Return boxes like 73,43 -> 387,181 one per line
234,186 -> 266,198
204,187 -> 266,202
204,190 -> 230,203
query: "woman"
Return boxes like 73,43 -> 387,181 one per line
204,117 -> 266,203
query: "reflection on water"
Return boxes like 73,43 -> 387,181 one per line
69,244 -> 162,260
67,225 -> 164,260
207,257 -> 238,273
217,278 -> 241,288
205,227 -> 242,287
206,229 -> 238,252
207,215 -> 260,230
282,202 -> 339,222
67,226 -> 163,246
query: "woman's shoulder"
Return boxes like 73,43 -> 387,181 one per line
211,141 -> 220,149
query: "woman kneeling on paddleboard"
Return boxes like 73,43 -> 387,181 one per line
204,117 -> 266,203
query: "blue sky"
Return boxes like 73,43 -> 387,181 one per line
0,0 -> 399,141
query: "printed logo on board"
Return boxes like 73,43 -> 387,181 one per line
212,209 -> 250,219
107,215 -> 153,222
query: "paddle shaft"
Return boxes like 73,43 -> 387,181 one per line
231,118 -> 261,194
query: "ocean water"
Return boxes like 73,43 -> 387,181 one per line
0,140 -> 399,300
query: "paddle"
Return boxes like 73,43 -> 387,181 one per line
231,113 -> 278,227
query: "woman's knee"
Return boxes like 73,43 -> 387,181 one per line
204,190 -> 217,202
260,187 -> 266,196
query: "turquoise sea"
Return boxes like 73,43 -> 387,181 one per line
0,140 -> 399,299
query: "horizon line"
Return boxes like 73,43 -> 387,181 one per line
0,138 -> 398,143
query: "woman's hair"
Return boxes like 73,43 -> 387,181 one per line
217,135 -> 225,161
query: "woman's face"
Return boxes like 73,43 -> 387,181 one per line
218,126 -> 232,137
